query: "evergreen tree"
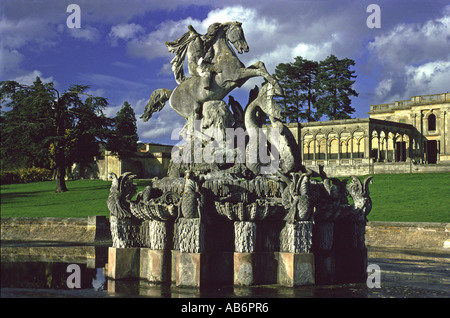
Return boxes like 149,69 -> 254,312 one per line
274,62 -> 302,123
292,56 -> 319,122
315,54 -> 358,120
107,101 -> 139,159
273,57 -> 319,123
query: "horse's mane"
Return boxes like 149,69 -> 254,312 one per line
166,22 -> 238,84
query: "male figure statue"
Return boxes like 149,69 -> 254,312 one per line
166,23 -> 220,89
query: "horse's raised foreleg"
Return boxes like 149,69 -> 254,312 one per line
237,62 -> 282,95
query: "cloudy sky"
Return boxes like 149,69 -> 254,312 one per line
1,0 -> 450,145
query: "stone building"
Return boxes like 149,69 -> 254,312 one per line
368,92 -> 450,164
288,92 -> 450,176
94,143 -> 173,180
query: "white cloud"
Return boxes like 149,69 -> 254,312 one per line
120,4 -> 348,75
0,48 -> 24,79
109,23 -> 145,45
67,25 -> 101,42
125,17 -> 201,61
405,61 -> 450,95
13,70 -> 54,86
0,16 -> 56,49
375,79 -> 393,100
368,13 -> 450,102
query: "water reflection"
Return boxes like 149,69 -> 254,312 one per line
1,245 -> 449,298
0,243 -> 108,292
1,262 -> 105,291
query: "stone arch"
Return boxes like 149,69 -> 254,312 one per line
353,130 -> 365,159
428,113 -> 436,131
340,131 -> 352,159
371,130 -> 380,160
387,132 -> 396,162
302,133 -> 314,160
315,132 -> 326,160
328,131 -> 339,160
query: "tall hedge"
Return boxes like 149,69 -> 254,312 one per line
0,168 -> 53,184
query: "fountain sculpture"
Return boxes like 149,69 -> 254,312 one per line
106,21 -> 373,287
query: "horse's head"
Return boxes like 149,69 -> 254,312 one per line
225,21 -> 249,54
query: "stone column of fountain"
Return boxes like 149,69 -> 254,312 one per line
278,173 -> 315,286
173,171 -> 208,287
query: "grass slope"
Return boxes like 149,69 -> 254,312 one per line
366,172 -> 450,222
1,174 -> 449,222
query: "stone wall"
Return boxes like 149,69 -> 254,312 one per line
365,221 -> 450,250
306,161 -> 450,177
0,216 -> 111,243
1,217 -> 448,250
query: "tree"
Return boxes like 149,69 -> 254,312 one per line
1,78 -> 55,170
0,77 -> 110,192
107,101 -> 139,159
273,57 -> 319,123
315,54 -> 358,120
65,93 -> 111,176
273,62 -> 303,123
292,56 -> 319,122
273,55 -> 358,122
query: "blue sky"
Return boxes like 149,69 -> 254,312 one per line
1,0 -> 450,145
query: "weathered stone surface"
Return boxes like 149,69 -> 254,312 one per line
104,20 -> 377,289
175,252 -> 203,287
0,216 -> 110,243
149,220 -> 170,250
280,221 -> 313,253
110,216 -> 143,248
234,221 -> 256,253
107,247 -> 140,280
234,252 -> 256,286
177,218 -> 204,253
278,252 -> 314,286
365,221 -> 450,250
140,248 -> 171,282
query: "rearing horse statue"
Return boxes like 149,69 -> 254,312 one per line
141,21 -> 282,125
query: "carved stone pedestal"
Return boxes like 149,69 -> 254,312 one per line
177,218 -> 204,253
234,252 -> 256,286
172,251 -> 234,287
175,252 -> 205,287
173,218 -> 207,287
107,247 -> 140,280
149,220 -> 172,250
233,221 -> 257,286
280,221 -> 313,253
278,252 -> 315,286
140,248 -> 171,282
278,221 -> 314,286
234,221 -> 256,253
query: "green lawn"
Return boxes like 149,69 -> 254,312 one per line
365,172 -> 450,223
1,173 -> 449,222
